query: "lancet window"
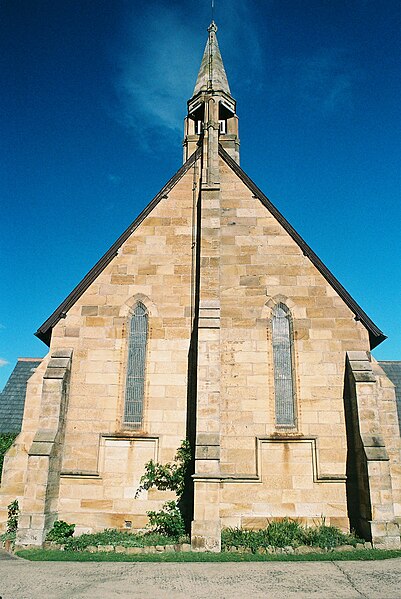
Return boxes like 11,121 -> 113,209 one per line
272,303 -> 296,427
124,302 -> 148,427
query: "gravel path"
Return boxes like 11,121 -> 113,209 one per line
1,556 -> 401,599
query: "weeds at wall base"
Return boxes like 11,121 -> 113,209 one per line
15,548 -> 401,562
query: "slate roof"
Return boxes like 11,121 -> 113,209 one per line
0,358 -> 42,433
378,361 -> 401,435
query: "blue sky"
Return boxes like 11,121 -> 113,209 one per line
0,0 -> 400,389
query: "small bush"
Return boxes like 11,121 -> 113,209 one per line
221,519 -> 362,553
135,440 -> 191,535
303,524 -> 359,549
0,499 -> 19,550
222,519 -> 305,552
136,440 -> 191,498
147,500 -> 186,539
263,519 -> 304,547
6,499 -> 19,533
46,520 -> 75,543
64,528 -> 189,551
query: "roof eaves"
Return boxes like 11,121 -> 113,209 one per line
218,145 -> 386,350
35,148 -> 201,346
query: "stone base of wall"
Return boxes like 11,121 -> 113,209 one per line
370,520 -> 401,549
191,520 -> 221,552
9,539 -> 399,555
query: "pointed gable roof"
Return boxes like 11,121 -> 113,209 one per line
36,143 -> 386,350
192,21 -> 231,96
35,23 -> 385,352
218,145 -> 386,349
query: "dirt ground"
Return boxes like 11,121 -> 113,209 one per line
1,555 -> 401,599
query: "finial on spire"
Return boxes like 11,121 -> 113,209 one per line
208,21 -> 217,33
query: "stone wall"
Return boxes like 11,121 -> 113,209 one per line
51,162 -> 200,533
0,358 -> 48,531
208,158 -> 370,529
1,159 -> 201,540
1,151 -> 400,549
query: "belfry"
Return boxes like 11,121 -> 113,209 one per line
1,23 -> 400,551
184,21 -> 239,166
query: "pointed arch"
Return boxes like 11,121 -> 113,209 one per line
124,301 -> 148,428
272,303 -> 296,427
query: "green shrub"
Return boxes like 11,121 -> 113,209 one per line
0,433 -> 17,482
221,519 -> 362,552
46,520 -> 75,543
135,440 -> 191,535
147,500 -> 186,539
6,499 -> 19,533
222,519 -> 305,552
0,499 -> 19,550
64,528 -> 189,551
262,519 -> 304,547
303,524 -> 360,549
136,440 -> 191,498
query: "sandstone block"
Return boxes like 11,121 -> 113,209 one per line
125,547 -> 143,554
97,545 -> 114,552
335,545 -> 355,552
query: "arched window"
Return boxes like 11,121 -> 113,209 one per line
272,303 -> 296,427
124,302 -> 148,428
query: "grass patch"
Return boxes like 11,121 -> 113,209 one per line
16,549 -> 401,562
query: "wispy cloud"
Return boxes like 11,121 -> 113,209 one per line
111,1 -> 264,145
0,358 -> 9,368
278,48 -> 359,114
113,6 -> 200,141
107,173 -> 121,185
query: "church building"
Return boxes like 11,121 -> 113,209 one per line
1,22 -> 400,551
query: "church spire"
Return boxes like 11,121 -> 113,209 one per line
192,21 -> 231,96
183,22 -> 240,164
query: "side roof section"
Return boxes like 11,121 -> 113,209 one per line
378,362 -> 401,434
0,358 -> 42,433
218,145 -> 386,349
35,148 -> 201,346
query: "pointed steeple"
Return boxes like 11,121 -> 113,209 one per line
193,22 -> 231,96
183,22 -> 240,165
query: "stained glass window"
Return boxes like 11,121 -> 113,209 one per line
272,303 -> 296,426
124,302 -> 148,427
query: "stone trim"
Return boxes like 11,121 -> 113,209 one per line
193,436 -> 346,483
346,351 -> 400,547
17,348 -> 73,547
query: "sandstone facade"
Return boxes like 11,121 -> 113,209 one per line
1,22 -> 400,550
